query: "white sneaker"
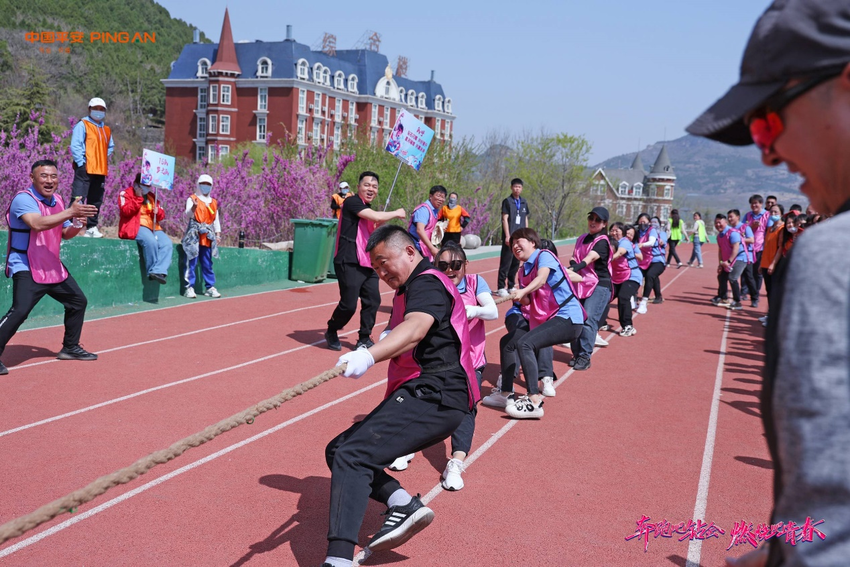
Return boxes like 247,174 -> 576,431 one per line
388,453 -> 415,471
84,227 -> 103,238
204,287 -> 221,298
619,325 -> 637,337
505,395 -> 544,419
441,458 -> 465,491
636,299 -> 648,314
595,334 -> 609,347
481,391 -> 514,409
184,286 -> 197,299
540,376 -> 556,397
495,288 -> 510,298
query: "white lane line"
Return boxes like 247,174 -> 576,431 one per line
0,326 -> 509,555
686,309 -> 731,567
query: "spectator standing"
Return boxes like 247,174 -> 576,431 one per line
666,209 -> 688,268
330,182 -> 351,220
495,178 -> 529,296
438,192 -> 470,246
69,97 -> 114,238
688,212 -> 707,268
182,174 -> 221,298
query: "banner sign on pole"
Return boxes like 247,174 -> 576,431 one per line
384,110 -> 434,171
141,149 -> 176,190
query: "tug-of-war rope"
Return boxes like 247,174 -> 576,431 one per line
0,295 -> 515,548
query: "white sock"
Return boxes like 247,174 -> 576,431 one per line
387,488 -> 413,508
323,556 -> 351,567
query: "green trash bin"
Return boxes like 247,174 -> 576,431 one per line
319,218 -> 339,278
291,219 -> 337,282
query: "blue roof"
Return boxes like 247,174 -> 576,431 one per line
168,40 -> 446,109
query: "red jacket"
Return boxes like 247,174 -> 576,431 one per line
118,186 -> 165,239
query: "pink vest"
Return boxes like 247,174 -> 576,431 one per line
716,229 -> 736,272
519,249 -> 585,329
743,210 -> 768,253
335,214 -> 377,269
637,229 -> 655,270
410,202 -> 437,262
610,239 -> 636,285
5,190 -> 69,284
458,274 -> 486,369
385,268 -> 481,409
571,232 -> 611,299
730,223 -> 754,263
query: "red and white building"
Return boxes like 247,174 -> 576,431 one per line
163,9 -> 456,162
589,146 -> 677,221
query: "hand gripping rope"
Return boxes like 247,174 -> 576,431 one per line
0,363 -> 348,545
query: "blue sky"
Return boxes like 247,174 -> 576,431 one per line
156,0 -> 770,163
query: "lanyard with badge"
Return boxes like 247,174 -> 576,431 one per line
514,198 -> 522,226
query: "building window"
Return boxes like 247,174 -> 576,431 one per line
197,116 -> 206,139
297,118 -> 306,144
313,63 -> 324,84
445,98 -> 452,113
197,58 -> 210,78
334,71 -> 344,90
418,93 -> 426,109
257,57 -> 271,77
407,90 -> 416,106
664,185 -> 672,198
371,104 -> 378,126
196,145 -> 205,162
210,85 -> 218,105
297,59 -> 309,80
634,183 -> 643,197
435,118 -> 441,137
258,87 -> 268,111
618,182 -> 628,196
435,95 -> 443,112
349,101 -> 356,124
370,130 -> 376,145
298,89 -> 306,114
219,145 -> 230,160
617,202 -> 627,216
220,115 -> 230,134
348,74 -> 358,93
314,92 -> 322,117
322,68 -> 330,86
257,117 -> 266,141
208,114 -> 217,134
198,87 -> 207,110
221,85 -> 231,105
334,123 -> 341,147
398,87 -> 405,103
335,98 -> 342,121
207,145 -> 216,162
661,206 -> 670,219
313,120 -> 320,142
384,105 -> 391,126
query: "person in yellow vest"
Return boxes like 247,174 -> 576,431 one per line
330,181 -> 351,219
70,97 -> 114,239
438,191 -> 471,245
182,174 -> 221,299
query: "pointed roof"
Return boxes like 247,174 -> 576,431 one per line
630,153 -> 645,173
210,8 -> 241,75
649,145 -> 675,177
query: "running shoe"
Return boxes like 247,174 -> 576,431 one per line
698,264 -> 704,268
574,356 -> 591,371
388,453 -> 415,471
636,299 -> 648,314
204,286 -> 221,298
541,376 -> 556,397
619,325 -> 637,337
505,395 -> 544,419
598,324 -> 612,332
324,329 -> 342,351
84,226 -> 103,238
368,495 -> 434,552
728,302 -> 744,311
441,458 -> 465,491
751,299 -> 759,308
57,344 -> 98,361
652,297 -> 664,304
184,286 -> 197,299
710,296 -> 730,307
568,357 -> 577,368
594,334 -> 609,347
355,337 -> 375,350
677,263 -> 683,269
0,360 -> 8,375
758,315 -> 768,323
481,391 -> 514,409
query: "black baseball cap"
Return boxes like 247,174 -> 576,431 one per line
687,0 -> 850,146
589,206 -> 609,222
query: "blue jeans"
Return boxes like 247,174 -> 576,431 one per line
571,284 -> 610,360
689,237 -> 703,265
135,226 -> 172,276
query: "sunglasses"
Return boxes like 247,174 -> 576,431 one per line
748,69 -> 843,154
587,215 -> 603,223
436,259 -> 464,272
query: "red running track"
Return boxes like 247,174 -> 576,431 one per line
0,246 -> 775,566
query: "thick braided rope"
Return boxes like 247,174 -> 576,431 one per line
0,364 -> 346,545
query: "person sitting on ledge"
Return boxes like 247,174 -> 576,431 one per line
118,173 -> 172,285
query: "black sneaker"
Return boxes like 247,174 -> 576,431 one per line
652,297 -> 664,304
568,357 -> 577,368
0,360 -> 8,375
368,495 -> 434,552
354,337 -> 374,350
324,329 -> 341,351
148,273 -> 167,285
751,299 -> 759,308
574,356 -> 591,371
57,345 -> 98,361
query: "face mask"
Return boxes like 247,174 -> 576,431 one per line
340,189 -> 349,195
651,222 -> 660,230
90,110 -> 105,121
448,198 -> 457,207
787,226 -> 798,234
639,223 -> 648,231
770,215 -> 781,223
199,184 -> 212,195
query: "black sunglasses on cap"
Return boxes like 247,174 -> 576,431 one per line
436,260 -> 464,272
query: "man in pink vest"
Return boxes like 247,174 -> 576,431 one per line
322,225 -> 479,567
0,160 -> 99,374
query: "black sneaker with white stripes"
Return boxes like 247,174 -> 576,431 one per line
368,494 -> 434,552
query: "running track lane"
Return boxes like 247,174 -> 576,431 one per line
0,248 -> 775,565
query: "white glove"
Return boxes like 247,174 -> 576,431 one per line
379,329 -> 391,341
337,349 -> 375,378
465,304 -> 480,321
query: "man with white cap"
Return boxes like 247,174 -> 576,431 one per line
330,181 -> 351,220
70,97 -> 114,238
688,1 -> 850,565
182,174 -> 221,298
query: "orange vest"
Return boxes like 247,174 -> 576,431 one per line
191,195 -> 218,247
83,120 -> 111,176
139,194 -> 163,231
332,193 -> 349,219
